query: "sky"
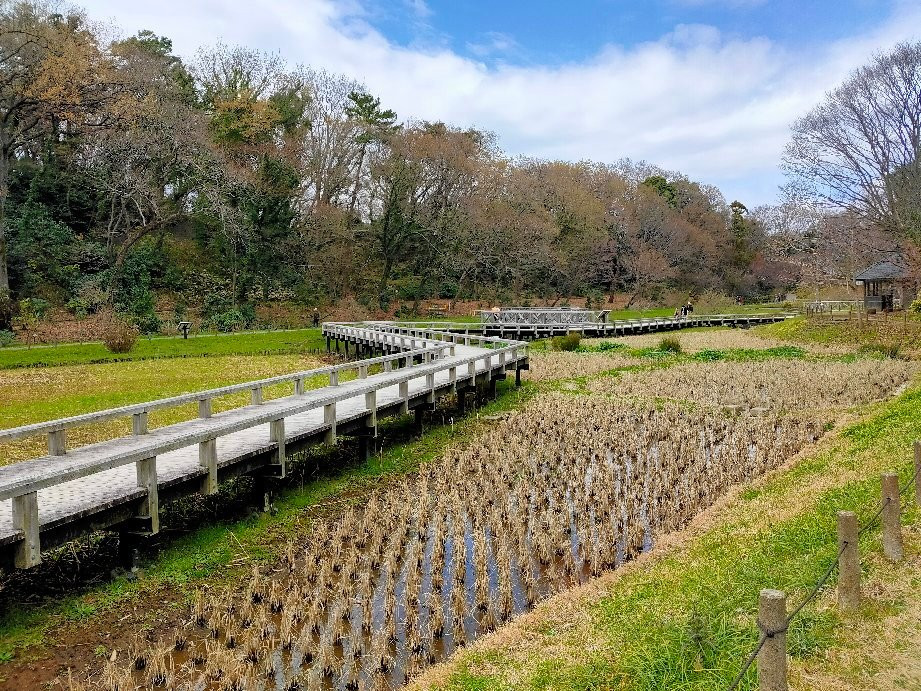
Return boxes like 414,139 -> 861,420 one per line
78,0 -> 921,206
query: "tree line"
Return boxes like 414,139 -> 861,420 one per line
12,0 -> 905,333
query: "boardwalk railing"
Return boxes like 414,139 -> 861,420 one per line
480,308 -> 611,325
379,313 -> 795,339
0,324 -> 528,569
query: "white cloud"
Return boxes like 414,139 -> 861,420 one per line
80,0 -> 921,204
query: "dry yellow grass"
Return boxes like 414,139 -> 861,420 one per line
524,351 -> 644,381
588,358 -> 918,413
583,327 -> 852,354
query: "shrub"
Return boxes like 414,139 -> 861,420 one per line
551,332 -> 582,351
101,315 -> 139,353
0,330 -> 16,347
658,336 -> 682,353
597,340 -> 626,352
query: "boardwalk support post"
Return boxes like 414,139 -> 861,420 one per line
269,418 -> 286,479
837,510 -> 860,611
199,438 -> 218,495
12,492 -> 41,568
881,472 -> 903,561
198,398 -> 212,418
135,457 -> 160,535
251,386 -> 264,405
757,588 -> 788,691
399,381 -> 409,414
324,403 -> 337,445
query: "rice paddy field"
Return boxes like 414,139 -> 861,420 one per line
3,324 -> 920,690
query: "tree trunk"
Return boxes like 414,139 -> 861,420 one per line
0,135 -> 14,328
348,144 -> 367,216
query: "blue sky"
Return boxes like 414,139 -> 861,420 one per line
80,0 -> 921,206
367,0 -> 891,66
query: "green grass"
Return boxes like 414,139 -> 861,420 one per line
0,380 -> 535,666
0,328 -> 327,369
436,384 -> 921,691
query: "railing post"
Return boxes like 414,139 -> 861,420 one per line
329,370 -> 339,386
199,439 -> 218,495
136,457 -> 160,534
295,377 -> 305,395
837,511 -> 860,611
881,473 -> 903,561
198,397 -> 212,418
132,412 -> 148,435
269,419 -> 286,478
359,365 -> 368,379
426,372 -> 435,404
449,366 -> 457,391
12,492 -> 41,568
47,429 -> 66,456
468,360 -> 476,378
324,402 -> 337,444
757,589 -> 788,691
251,386 -> 264,405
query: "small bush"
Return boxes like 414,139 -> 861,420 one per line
551,332 -> 582,351
658,336 -> 682,353
0,330 -> 16,347
597,341 -> 626,352
101,316 -> 139,353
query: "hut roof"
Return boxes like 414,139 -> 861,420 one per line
854,260 -> 911,282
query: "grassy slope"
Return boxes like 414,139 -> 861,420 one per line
0,328 -> 326,369
0,381 -> 535,675
416,378 -> 921,690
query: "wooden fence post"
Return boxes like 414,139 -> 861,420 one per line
881,473 -> 903,561
914,440 -> 921,505
251,386 -> 264,405
837,511 -> 860,611
198,397 -> 212,418
758,588 -> 788,691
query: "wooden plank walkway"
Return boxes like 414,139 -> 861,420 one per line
368,313 -> 794,341
0,313 -> 788,570
0,325 -> 527,569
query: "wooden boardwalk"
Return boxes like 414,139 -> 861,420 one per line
0,313 -> 791,571
0,325 -> 527,570
370,313 -> 793,340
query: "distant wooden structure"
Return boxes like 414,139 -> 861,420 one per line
854,260 -> 916,312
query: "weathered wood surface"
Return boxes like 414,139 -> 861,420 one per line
0,326 -> 526,564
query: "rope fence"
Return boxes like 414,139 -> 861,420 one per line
726,441 -> 921,690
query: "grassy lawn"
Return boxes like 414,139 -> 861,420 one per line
0,328 -> 326,369
414,375 -> 921,690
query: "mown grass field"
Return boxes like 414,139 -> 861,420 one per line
0,328 -> 327,369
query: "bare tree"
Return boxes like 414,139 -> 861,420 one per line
783,41 -> 921,240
